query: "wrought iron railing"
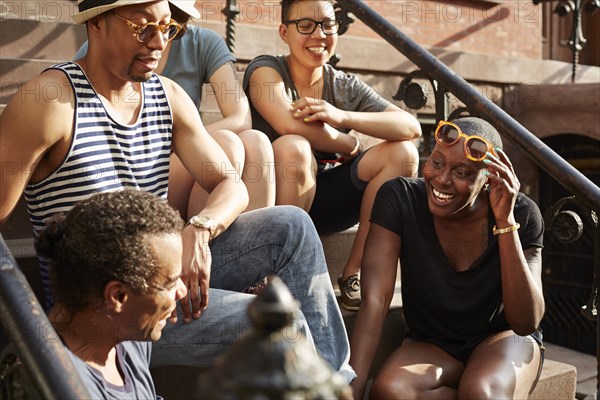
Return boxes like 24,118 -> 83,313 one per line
0,237 -> 90,398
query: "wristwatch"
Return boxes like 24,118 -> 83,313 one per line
186,215 -> 217,241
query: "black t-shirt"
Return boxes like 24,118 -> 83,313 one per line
371,178 -> 544,361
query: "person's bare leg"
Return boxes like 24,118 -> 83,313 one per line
370,338 -> 464,400
273,134 -> 317,211
187,129 -> 244,218
341,140 -> 419,281
167,153 -> 196,220
239,129 -> 275,211
458,330 -> 542,399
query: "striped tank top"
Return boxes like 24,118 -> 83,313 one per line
24,62 -> 173,307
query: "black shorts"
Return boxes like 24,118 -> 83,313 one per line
529,329 -> 545,393
308,152 -> 368,235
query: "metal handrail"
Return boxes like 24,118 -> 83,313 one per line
0,236 -> 90,399
339,0 -> 600,214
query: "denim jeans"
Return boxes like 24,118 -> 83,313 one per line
152,206 -> 355,382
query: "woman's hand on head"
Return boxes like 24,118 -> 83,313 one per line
483,148 -> 520,223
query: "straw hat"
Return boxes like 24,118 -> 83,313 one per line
72,0 -> 201,24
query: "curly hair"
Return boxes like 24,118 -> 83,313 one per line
451,117 -> 503,151
35,190 -> 183,313
280,0 -> 335,22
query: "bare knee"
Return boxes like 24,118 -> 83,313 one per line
458,376 -> 512,400
273,134 -> 312,163
388,140 -> 419,177
273,135 -> 314,183
272,135 -> 316,209
239,129 -> 271,153
211,129 -> 245,165
370,370 -> 418,400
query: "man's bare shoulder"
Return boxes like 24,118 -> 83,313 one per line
158,74 -> 185,97
2,68 -> 76,146
5,68 -> 74,115
158,75 -> 200,114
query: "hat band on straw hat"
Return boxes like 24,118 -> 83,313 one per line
73,0 -> 200,24
78,0 -> 119,12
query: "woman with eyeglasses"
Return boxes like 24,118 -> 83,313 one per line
243,0 -> 422,312
349,117 -> 545,400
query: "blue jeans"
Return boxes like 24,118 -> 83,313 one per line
152,206 -> 355,382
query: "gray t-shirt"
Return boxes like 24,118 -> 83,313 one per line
67,341 -> 161,400
74,25 -> 235,107
242,54 -> 390,161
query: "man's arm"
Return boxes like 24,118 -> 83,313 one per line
166,77 -> 248,230
163,77 -> 248,321
0,70 -> 74,225
205,62 -> 252,134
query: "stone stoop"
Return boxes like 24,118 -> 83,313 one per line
151,366 -> 207,400
529,359 -> 577,400
320,225 -> 359,288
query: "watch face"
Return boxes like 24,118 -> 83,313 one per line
191,215 -> 214,229
195,216 -> 211,225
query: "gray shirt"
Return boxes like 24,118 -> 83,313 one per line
242,54 -> 390,162
67,341 -> 160,400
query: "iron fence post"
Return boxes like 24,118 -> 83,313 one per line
0,236 -> 90,399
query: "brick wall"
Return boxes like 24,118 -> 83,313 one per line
196,0 -> 543,59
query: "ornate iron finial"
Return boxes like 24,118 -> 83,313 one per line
203,277 -> 352,399
394,70 -> 451,122
334,3 -> 355,36
532,0 -> 600,82
222,0 -> 240,52
327,3 -> 356,68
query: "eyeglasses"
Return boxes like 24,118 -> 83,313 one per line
434,120 -> 495,162
283,18 -> 340,35
111,12 -> 182,43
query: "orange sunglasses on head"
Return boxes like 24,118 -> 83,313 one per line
434,120 -> 495,162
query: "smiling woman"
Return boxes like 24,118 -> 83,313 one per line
349,117 -> 547,400
243,0 -> 422,312
35,190 -> 186,398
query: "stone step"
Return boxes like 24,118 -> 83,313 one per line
320,226 -> 359,287
0,58 -> 55,104
0,18 -> 85,61
529,359 -> 577,400
1,196 -> 31,241
0,0 -> 77,23
544,342 -> 597,399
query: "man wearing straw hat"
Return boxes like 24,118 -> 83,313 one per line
0,0 -> 355,383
